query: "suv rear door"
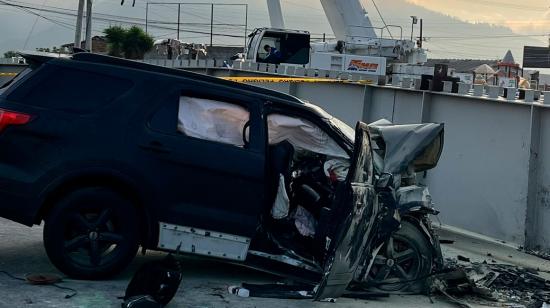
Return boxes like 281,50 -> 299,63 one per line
134,83 -> 266,239
315,121 -> 379,300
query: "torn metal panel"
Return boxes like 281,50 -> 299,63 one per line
368,120 -> 445,174
396,185 -> 435,213
247,250 -> 321,273
314,122 -> 381,300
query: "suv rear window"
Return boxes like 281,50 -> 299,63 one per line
0,68 -> 33,96
8,65 -> 133,114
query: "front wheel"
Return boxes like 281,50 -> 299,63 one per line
366,220 -> 434,293
43,187 -> 140,280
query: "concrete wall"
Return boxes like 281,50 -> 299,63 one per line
532,107 -> 550,250
424,95 -> 531,244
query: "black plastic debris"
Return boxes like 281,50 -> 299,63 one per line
431,258 -> 550,307
122,254 -> 183,308
439,239 -> 455,244
228,283 -> 391,301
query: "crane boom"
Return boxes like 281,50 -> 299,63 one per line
320,0 -> 377,41
266,0 -> 285,29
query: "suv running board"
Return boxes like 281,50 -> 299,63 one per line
158,223 -> 250,261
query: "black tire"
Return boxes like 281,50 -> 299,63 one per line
367,220 -> 433,293
43,187 -> 140,280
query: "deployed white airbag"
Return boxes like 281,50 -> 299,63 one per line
271,174 -> 290,220
267,114 -> 349,159
178,96 -> 249,147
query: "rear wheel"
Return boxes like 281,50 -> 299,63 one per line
367,220 -> 433,293
43,187 -> 140,280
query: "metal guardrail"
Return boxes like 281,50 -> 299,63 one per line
348,24 -> 404,41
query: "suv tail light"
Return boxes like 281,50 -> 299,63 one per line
0,108 -> 32,133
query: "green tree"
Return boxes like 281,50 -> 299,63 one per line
4,51 -> 17,58
104,25 -> 153,59
104,25 -> 126,57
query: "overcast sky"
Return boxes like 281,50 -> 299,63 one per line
0,0 -> 548,63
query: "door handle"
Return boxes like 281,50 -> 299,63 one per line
139,141 -> 172,154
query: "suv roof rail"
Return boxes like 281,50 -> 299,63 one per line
71,53 -> 304,104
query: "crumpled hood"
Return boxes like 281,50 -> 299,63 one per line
368,119 -> 444,174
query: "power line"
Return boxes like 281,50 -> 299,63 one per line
0,0 -> 247,39
370,0 -> 393,39
23,0 -> 48,49
0,0 -> 74,30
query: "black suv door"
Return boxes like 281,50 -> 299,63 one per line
132,83 -> 266,238
315,122 -> 378,300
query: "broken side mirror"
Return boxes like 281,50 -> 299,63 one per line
376,173 -> 394,190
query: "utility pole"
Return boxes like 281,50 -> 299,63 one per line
210,4 -> 214,47
74,0 -> 85,48
145,2 -> 149,34
244,4 -> 248,49
85,0 -> 93,51
177,4 -> 181,40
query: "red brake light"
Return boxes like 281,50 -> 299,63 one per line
0,108 -> 32,133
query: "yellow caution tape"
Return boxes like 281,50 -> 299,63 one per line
221,76 -> 374,84
0,73 -> 17,77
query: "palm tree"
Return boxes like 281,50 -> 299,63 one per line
104,26 -> 154,59
104,26 -> 126,57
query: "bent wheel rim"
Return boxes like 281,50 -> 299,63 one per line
368,235 -> 423,291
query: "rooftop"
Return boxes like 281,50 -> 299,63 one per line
425,58 -> 498,73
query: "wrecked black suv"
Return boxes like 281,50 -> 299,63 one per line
0,52 -> 444,300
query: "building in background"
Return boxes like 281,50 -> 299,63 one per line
60,36 -> 108,54
495,50 -> 521,87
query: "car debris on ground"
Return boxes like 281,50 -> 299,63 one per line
223,254 -> 550,308
430,257 -> 550,308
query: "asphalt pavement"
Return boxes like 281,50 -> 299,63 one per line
0,218 -> 548,308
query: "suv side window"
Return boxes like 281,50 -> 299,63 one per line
177,96 -> 250,147
8,65 -> 133,114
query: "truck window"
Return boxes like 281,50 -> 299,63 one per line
257,32 -> 310,65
